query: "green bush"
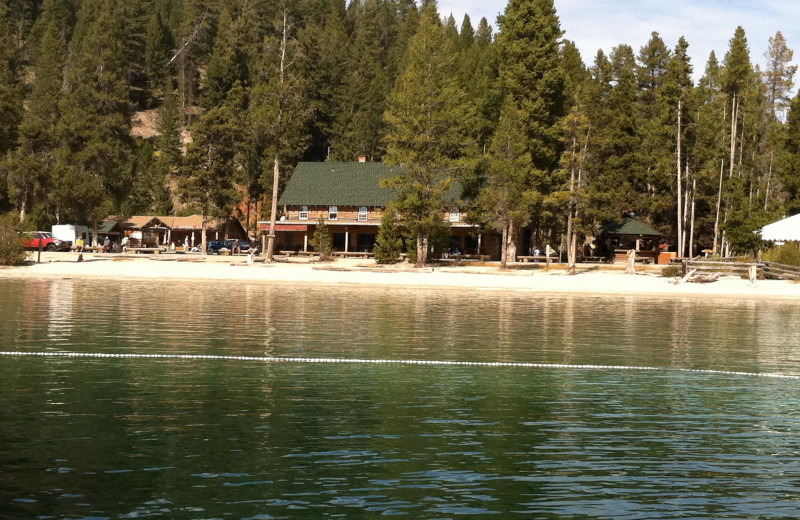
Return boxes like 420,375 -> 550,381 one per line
0,215 -> 27,265
374,207 -> 402,264
312,216 -> 332,260
763,243 -> 800,266
661,265 -> 682,278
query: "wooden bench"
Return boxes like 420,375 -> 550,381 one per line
581,256 -> 606,263
517,255 -> 552,263
131,247 -> 162,254
72,245 -> 102,253
333,251 -> 374,259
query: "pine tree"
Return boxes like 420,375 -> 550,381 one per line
300,0 -> 349,160
144,11 -> 172,98
495,0 -> 565,259
312,215 -> 332,259
53,1 -> 132,241
180,82 -> 243,253
373,204 -> 402,263
477,96 -> 538,268
156,84 -> 183,172
5,19 -> 65,224
251,10 -> 312,261
764,31 -> 796,120
0,11 -> 22,156
383,2 -> 474,267
497,0 -> 565,171
202,7 -> 247,108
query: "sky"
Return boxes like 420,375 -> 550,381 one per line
437,0 -> 800,80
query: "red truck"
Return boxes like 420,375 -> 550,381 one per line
21,231 -> 64,251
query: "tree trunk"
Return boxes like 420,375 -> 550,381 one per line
713,161 -> 724,255
266,152 -> 280,262
689,178 -> 696,258
265,11 -> 289,262
92,219 -> 99,247
19,196 -> 26,224
201,214 -> 207,255
507,221 -> 518,262
764,152 -> 773,211
416,233 -> 428,268
500,223 -> 508,269
676,99 -> 683,257
245,196 -> 251,238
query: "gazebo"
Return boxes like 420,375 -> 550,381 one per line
760,213 -> 800,243
602,216 -> 662,263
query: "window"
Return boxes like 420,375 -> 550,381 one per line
449,210 -> 460,223
299,205 -> 309,220
358,206 -> 368,221
329,206 -> 338,220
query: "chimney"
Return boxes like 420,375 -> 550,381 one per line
358,155 -> 367,163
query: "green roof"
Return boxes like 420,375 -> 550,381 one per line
603,217 -> 662,236
98,220 -> 122,233
279,162 -> 403,207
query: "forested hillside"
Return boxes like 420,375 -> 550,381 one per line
0,0 -> 797,258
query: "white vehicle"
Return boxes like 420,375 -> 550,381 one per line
51,224 -> 91,247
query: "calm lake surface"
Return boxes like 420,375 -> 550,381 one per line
2,279 -> 800,519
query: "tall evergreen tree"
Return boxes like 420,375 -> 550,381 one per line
384,2 -> 473,267
764,31 -> 796,120
5,19 -> 64,224
180,82 -> 243,253
53,1 -> 132,241
477,96 -> 537,268
251,10 -> 312,261
495,0 -> 565,259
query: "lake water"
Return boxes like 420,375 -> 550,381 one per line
2,279 -> 800,519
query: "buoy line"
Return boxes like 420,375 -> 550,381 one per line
1,351 -> 799,380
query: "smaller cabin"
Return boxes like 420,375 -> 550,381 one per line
602,217 -> 662,263
104,215 -> 247,249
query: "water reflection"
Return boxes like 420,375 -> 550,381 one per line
2,279 -> 800,518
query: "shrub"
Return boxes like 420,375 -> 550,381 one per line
661,265 -> 682,278
312,216 -> 332,260
763,243 -> 800,266
374,207 -> 403,264
0,215 -> 27,265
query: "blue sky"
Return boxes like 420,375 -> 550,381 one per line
437,0 -> 800,80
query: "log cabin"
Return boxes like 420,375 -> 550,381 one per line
258,161 -> 486,256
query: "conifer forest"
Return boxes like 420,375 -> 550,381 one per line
1,0 -> 798,259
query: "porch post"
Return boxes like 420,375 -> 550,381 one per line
345,230 -> 349,252
303,234 -> 308,252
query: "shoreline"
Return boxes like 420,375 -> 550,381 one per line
1,251 -> 799,300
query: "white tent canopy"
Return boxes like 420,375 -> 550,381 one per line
760,213 -> 800,242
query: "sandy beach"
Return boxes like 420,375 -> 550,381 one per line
2,251 -> 798,300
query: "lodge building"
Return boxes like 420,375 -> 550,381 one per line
258,161 -> 486,256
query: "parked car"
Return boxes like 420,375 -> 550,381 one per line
206,240 -> 228,254
20,231 -> 66,251
206,239 -> 254,254
235,239 -> 253,253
